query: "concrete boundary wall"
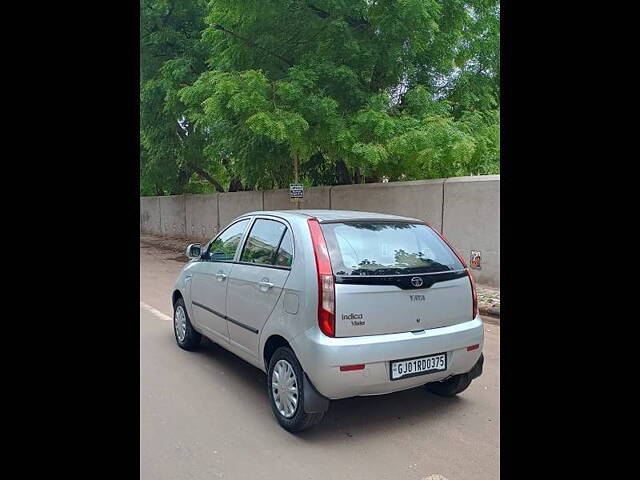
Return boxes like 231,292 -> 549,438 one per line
140,175 -> 500,286
263,186 -> 331,211
140,196 -> 162,235
442,175 -> 500,286
217,190 -> 264,228
158,196 -> 187,236
330,179 -> 445,232
185,194 -> 220,242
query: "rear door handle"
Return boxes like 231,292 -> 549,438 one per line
259,280 -> 274,291
216,273 -> 227,282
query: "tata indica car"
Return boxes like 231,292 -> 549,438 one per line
172,210 -> 484,432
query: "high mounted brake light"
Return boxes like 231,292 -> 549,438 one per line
307,218 -> 335,337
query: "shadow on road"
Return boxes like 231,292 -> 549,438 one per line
191,336 -> 468,443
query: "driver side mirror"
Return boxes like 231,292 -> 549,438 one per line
185,243 -> 202,259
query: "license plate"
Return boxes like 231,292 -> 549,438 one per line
390,353 -> 447,380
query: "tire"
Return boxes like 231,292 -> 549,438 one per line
425,373 -> 472,397
267,346 -> 325,432
173,297 -> 201,351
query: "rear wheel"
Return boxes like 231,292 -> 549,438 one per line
267,347 -> 325,432
425,374 -> 472,397
173,297 -> 201,351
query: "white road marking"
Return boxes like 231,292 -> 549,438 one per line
140,301 -> 172,321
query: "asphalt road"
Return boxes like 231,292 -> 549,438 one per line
140,242 -> 500,480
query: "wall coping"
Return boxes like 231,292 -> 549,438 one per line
444,174 -> 500,184
331,178 -> 445,191
141,175 -> 499,198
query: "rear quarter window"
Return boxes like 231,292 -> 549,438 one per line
274,229 -> 293,268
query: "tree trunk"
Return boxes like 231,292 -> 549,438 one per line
228,178 -> 243,192
336,159 -> 352,184
221,156 -> 243,192
171,167 -> 191,195
353,168 -> 361,184
187,164 -> 225,192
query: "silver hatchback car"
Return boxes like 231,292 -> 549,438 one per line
172,210 -> 484,431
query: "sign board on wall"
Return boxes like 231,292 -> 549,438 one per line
290,183 -> 304,202
470,250 -> 481,269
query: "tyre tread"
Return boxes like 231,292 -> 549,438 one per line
425,374 -> 472,397
267,346 -> 327,432
173,297 -> 201,351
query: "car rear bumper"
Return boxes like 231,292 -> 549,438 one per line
292,316 -> 484,400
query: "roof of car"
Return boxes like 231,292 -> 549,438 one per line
240,209 -> 423,223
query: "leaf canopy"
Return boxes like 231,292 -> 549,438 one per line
140,0 -> 500,195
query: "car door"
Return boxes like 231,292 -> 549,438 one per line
226,218 -> 294,358
190,218 -> 250,343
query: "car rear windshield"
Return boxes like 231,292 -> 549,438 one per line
320,222 -> 464,276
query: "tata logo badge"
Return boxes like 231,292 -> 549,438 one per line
411,277 -> 423,288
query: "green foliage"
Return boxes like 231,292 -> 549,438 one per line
141,0 -> 500,195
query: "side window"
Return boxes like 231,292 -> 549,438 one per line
274,229 -> 294,268
240,219 -> 287,266
207,219 -> 249,262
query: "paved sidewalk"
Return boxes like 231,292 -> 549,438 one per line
477,285 -> 500,318
140,233 -> 500,321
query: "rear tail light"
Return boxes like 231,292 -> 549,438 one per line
308,218 -> 335,337
468,270 -> 479,319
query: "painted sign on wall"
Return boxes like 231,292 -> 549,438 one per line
470,250 -> 481,269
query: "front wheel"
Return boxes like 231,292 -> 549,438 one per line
267,347 -> 325,432
173,297 -> 201,351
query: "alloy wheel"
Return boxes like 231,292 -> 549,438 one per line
271,359 -> 299,418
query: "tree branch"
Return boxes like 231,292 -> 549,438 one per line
211,24 -> 293,67
162,1 -> 176,27
307,4 -> 371,30
308,4 -> 330,19
185,164 -> 225,192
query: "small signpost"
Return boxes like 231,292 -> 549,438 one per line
290,183 -> 304,203
290,155 -> 303,206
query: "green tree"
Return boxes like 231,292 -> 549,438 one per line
140,0 -> 230,195
141,0 -> 500,195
